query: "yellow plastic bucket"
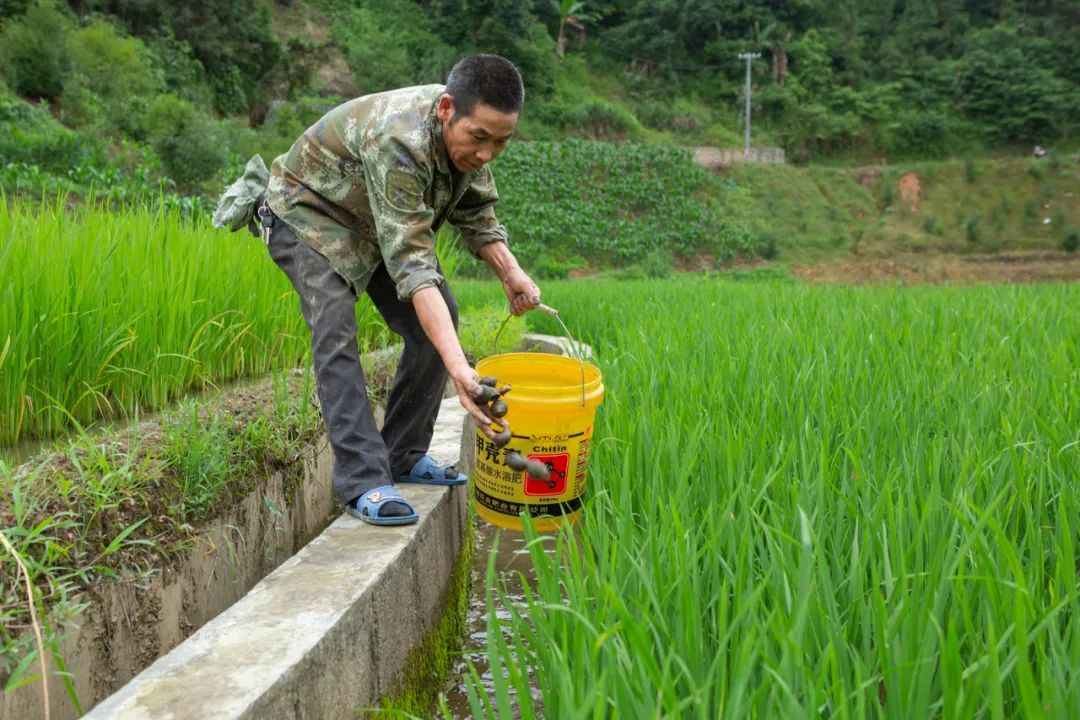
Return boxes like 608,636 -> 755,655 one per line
472,352 -> 604,531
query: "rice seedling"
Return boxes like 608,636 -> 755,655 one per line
0,195 -> 390,446
455,278 -> 1080,719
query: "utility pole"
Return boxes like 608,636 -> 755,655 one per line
737,52 -> 760,160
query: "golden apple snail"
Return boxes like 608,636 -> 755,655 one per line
472,384 -> 501,403
524,459 -> 550,480
504,451 -> 528,471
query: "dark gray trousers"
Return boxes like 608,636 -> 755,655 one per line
264,210 -> 458,506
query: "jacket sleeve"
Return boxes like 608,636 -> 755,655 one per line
362,136 -> 444,301
448,165 -> 509,256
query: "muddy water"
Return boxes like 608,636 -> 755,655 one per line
0,434 -> 54,467
441,520 -> 554,718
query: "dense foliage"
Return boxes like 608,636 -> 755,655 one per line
493,140 -> 760,270
0,1 -> 1077,265
0,198 -> 381,445
1,0 -> 1076,194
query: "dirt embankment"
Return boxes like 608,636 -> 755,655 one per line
1,373 -> 337,720
793,251 -> 1080,286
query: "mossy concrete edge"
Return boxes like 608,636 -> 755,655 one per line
376,513 -> 475,717
82,399 -> 471,719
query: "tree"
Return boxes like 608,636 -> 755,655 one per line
0,1 -> 73,99
554,0 -> 589,57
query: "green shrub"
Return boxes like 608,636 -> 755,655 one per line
965,214 -> 982,245
530,254 -> 584,280
332,0 -> 456,93
641,249 -> 672,278
147,32 -> 213,108
0,93 -> 100,173
561,101 -> 640,140
0,1 -> 73,99
1022,199 -> 1038,225
879,180 -> 895,211
757,231 -> 779,260
922,215 -> 944,237
990,205 -> 1008,232
63,21 -> 162,136
1063,229 -> 1079,253
612,265 -> 647,280
144,94 -> 227,188
1026,161 -> 1045,179
1051,209 -> 1066,233
636,97 -> 711,135
963,156 -> 979,183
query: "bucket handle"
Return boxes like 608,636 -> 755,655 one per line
493,306 -> 587,407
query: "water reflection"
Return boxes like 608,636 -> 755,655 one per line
441,519 -> 556,718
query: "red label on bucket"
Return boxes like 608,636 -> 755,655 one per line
524,452 -> 569,496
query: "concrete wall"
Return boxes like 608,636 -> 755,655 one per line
81,400 -> 470,719
690,146 -> 786,171
71,334 -> 570,718
1,439 -> 337,720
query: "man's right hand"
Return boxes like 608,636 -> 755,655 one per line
450,364 -> 508,439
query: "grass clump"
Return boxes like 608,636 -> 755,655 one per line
457,306 -> 526,365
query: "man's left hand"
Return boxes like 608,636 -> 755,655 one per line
501,268 -> 541,316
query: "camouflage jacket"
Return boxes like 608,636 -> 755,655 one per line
265,84 -> 509,300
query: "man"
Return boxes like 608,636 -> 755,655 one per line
261,54 -> 540,525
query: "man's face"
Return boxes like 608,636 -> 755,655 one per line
437,94 -> 518,173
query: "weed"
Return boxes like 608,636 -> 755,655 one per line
1064,228 -> 1079,253
964,156 -> 979,182
923,215 -> 944,237
966,214 -> 983,244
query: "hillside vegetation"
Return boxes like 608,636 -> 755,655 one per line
0,0 -> 1078,269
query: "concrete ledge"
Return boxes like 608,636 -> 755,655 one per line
84,399 -> 470,719
520,332 -> 593,360
2,434 -> 338,720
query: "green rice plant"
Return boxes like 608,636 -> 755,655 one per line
0,195 -> 389,446
454,278 -> 1080,719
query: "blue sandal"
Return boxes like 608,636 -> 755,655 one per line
395,455 -> 467,486
346,485 -> 418,526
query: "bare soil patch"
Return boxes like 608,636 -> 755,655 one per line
793,251 -> 1080,286
897,172 -> 921,213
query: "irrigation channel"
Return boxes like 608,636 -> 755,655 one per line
1,333 -> 582,717
443,519 -> 555,717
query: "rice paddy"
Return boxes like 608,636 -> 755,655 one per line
0,196 -> 391,446
453,277 -> 1080,719
3,192 -> 1079,717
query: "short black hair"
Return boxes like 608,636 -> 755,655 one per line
445,54 -> 524,119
